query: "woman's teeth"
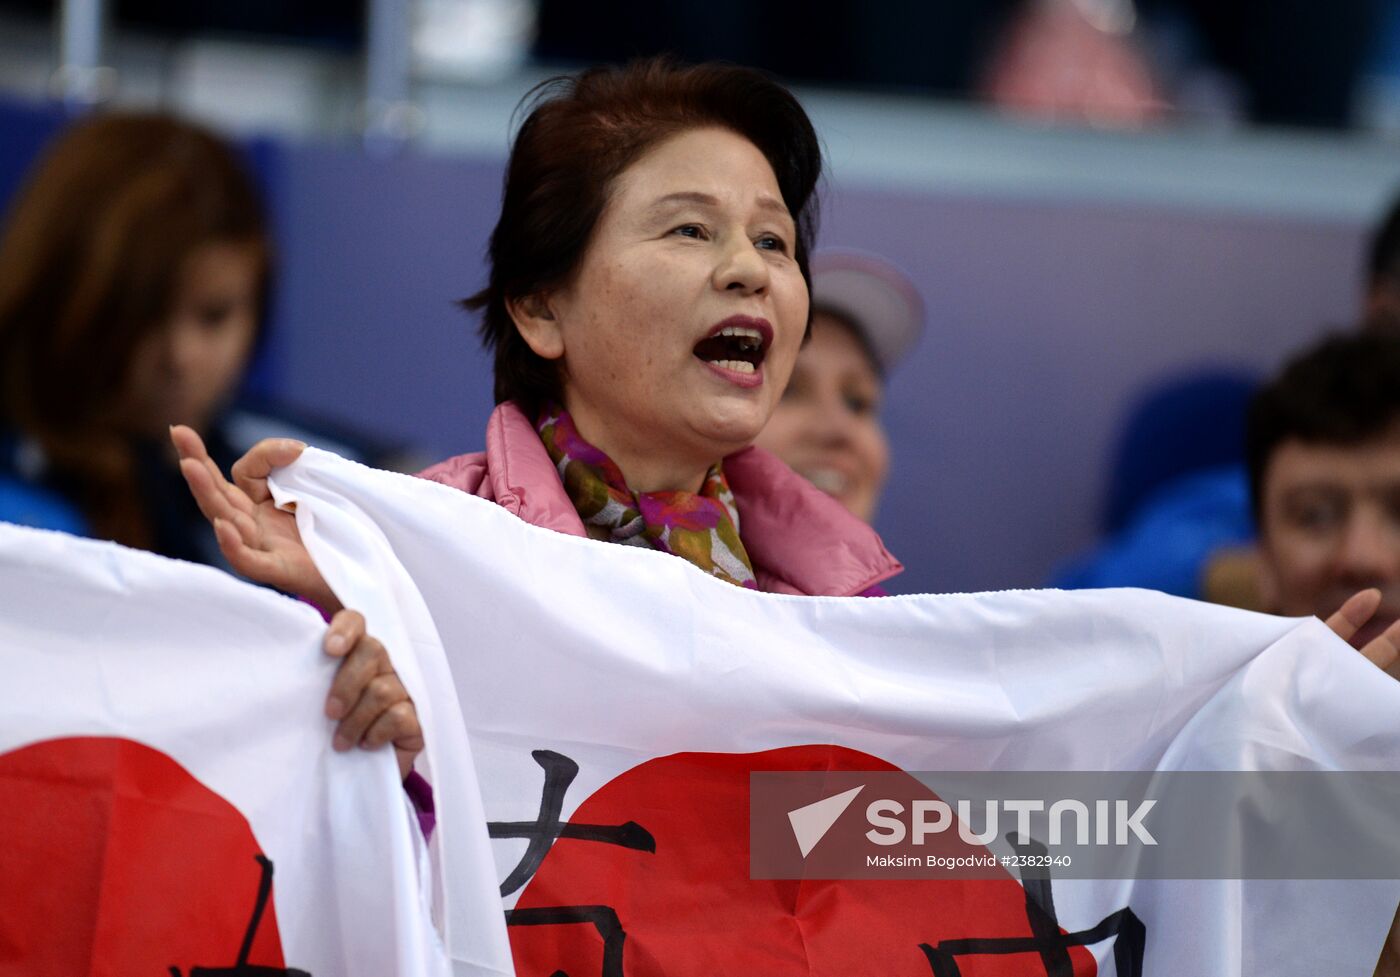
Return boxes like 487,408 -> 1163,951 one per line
717,325 -> 765,351
693,326 -> 767,368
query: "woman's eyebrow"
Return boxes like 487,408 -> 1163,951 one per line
754,194 -> 792,219
646,191 -> 793,221
647,191 -> 720,214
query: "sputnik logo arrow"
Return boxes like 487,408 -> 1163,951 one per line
787,785 -> 864,858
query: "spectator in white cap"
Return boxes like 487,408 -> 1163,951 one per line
755,249 -> 924,523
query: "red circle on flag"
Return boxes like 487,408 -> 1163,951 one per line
511,744 -> 1101,976
0,736 -> 293,975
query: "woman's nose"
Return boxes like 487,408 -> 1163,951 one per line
714,238 -> 769,295
165,324 -> 204,377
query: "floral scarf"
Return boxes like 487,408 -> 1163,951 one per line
536,405 -> 758,589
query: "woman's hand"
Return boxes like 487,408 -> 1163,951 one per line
1325,589 -> 1400,675
324,609 -> 423,780
170,424 -> 340,613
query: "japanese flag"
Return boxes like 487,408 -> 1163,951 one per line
0,522 -> 459,977
271,449 -> 1400,977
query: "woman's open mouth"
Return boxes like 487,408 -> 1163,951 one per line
693,317 -> 772,380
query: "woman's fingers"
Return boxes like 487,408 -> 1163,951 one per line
213,517 -> 293,583
179,456 -> 234,524
1360,619 -> 1400,672
324,609 -> 366,660
174,428 -> 257,521
176,432 -> 412,768
321,615 -> 424,778
231,438 -> 306,504
324,610 -> 377,724
363,701 -> 423,751
334,674 -> 410,751
178,424 -> 305,509
180,455 -> 256,527
175,424 -> 325,596
1324,588 -> 1382,645
229,508 -> 262,548
168,423 -> 207,463
372,703 -> 425,780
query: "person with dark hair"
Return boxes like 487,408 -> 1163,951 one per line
174,58 -> 898,774
0,111 -> 415,777
0,112 -> 269,556
1248,332 -> 1400,658
0,111 -> 399,565
1247,333 -> 1400,972
755,249 -> 924,523
1053,187 -> 1400,608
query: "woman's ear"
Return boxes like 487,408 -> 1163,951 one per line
507,292 -> 565,361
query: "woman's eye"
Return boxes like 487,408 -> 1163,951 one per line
672,224 -> 707,240
197,304 -> 236,329
843,392 -> 877,416
756,234 -> 788,253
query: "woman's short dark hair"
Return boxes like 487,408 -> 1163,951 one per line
465,57 -> 823,416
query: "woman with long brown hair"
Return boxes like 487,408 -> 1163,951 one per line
0,111 -> 268,560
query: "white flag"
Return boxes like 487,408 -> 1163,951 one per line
0,522 -> 456,977
273,449 -> 1400,977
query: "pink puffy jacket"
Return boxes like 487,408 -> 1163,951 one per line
419,403 -> 902,597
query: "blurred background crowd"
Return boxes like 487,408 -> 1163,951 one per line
3,0 -> 1400,600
